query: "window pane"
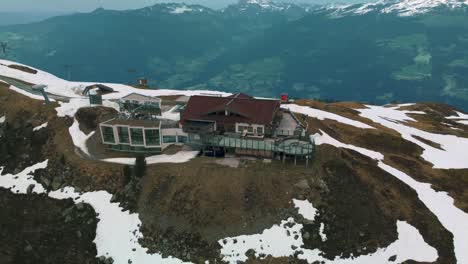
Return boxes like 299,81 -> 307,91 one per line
130,128 -> 144,145
163,135 -> 177,143
178,135 -> 187,143
102,126 -> 115,143
145,129 -> 160,146
117,126 -> 130,144
257,127 -> 263,134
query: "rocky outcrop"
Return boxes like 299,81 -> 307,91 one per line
0,189 -> 98,264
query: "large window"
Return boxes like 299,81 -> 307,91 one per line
257,126 -> 264,135
117,126 -> 130,144
237,125 -> 254,133
145,129 -> 160,146
163,135 -> 177,143
177,135 -> 188,143
102,126 -> 115,144
237,126 -> 248,133
130,128 -> 144,145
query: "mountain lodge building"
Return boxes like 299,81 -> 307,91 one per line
181,93 -> 280,137
97,92 -> 314,164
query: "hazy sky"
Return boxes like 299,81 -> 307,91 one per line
2,0 -> 366,12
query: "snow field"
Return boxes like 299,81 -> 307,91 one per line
357,105 -> 468,169
219,197 -> 437,263
0,161 -> 188,264
281,104 -> 374,130
313,130 -> 468,263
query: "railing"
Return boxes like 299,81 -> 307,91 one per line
203,135 -> 314,156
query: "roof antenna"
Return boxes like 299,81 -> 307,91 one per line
32,84 -> 51,104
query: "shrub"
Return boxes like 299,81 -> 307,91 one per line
134,154 -> 147,178
123,165 -> 132,184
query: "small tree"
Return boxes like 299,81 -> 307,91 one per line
134,154 -> 147,178
60,154 -> 66,165
123,165 -> 132,185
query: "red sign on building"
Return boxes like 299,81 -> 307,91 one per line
280,93 -> 288,103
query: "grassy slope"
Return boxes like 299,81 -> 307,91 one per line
0,84 -> 466,263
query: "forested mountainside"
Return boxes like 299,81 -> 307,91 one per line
1,0 -> 468,109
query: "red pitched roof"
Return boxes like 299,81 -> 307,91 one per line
181,94 -> 280,126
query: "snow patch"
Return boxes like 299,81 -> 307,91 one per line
69,118 -> 95,156
447,111 -> 468,126
102,151 -> 199,165
55,99 -> 88,117
293,199 -> 317,221
219,217 -> 306,263
382,0 -> 467,16
313,131 -> 468,263
0,59 -> 231,101
300,221 -> 437,263
55,98 -> 119,118
33,122 -> 48,131
170,6 -> 193,14
219,214 -> 436,263
0,161 -> 186,264
319,223 -> 327,242
357,105 -> 468,169
0,160 -> 48,194
313,130 -> 384,160
282,104 -> 374,129
332,0 -> 468,17
49,187 -> 186,264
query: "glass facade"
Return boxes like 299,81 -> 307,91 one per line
178,135 -> 188,143
117,126 -> 130,144
145,129 -> 160,146
130,128 -> 144,145
163,135 -> 177,143
102,126 -> 115,143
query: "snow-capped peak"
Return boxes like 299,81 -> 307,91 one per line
236,0 -> 292,11
382,0 -> 468,16
140,3 -> 209,15
326,0 -> 468,16
169,5 -> 194,14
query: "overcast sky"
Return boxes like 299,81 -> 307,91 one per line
1,0 -> 366,12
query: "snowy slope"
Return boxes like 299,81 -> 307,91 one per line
0,59 -> 230,100
313,130 -> 468,264
326,0 -> 468,16
240,0 -> 293,10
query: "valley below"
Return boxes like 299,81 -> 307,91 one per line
2,0 -> 468,110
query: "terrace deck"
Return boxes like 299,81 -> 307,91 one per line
205,135 -> 314,156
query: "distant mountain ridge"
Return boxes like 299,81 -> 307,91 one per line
0,11 -> 68,26
322,0 -> 468,16
1,0 -> 468,110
